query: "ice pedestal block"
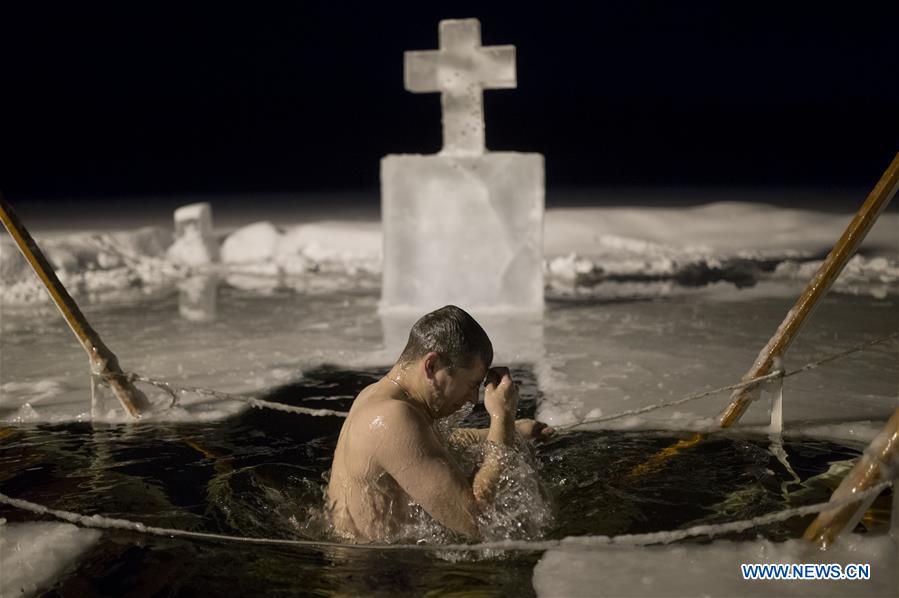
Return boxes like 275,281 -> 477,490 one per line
380,152 -> 544,312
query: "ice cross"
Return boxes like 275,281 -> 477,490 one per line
404,19 -> 516,156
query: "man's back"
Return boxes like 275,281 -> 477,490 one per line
327,370 -> 496,542
327,381 -> 421,542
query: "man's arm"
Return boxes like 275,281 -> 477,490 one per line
373,401 -> 481,539
370,369 -> 521,539
450,419 -> 553,447
471,369 -> 518,506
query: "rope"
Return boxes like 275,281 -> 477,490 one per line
561,332 -> 898,430
0,480 -> 891,553
558,371 -> 783,430
243,397 -> 348,418
100,372 -> 349,418
90,233 -> 162,271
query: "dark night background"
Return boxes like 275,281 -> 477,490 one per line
2,2 -> 898,207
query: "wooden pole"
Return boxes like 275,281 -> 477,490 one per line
719,152 -> 899,427
627,153 -> 899,479
0,194 -> 150,417
803,408 -> 899,548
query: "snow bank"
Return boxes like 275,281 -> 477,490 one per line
543,202 -> 897,257
0,227 -> 177,305
2,203 -> 896,307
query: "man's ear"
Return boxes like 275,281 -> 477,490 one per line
422,352 -> 440,381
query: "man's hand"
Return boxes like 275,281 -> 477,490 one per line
515,418 -> 555,441
449,419 -> 554,447
475,367 -> 519,507
483,367 -> 519,424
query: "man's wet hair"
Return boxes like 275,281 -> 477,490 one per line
398,305 -> 493,370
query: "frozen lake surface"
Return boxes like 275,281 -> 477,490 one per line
1,195 -> 897,596
1,279 -> 896,435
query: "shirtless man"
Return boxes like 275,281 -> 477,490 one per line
327,305 -> 548,542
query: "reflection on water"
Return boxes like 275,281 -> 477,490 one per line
178,275 -> 219,322
0,366 -> 879,596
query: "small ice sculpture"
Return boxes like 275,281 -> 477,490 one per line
166,202 -> 219,266
381,18 -> 544,312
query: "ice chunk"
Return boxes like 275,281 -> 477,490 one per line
0,522 -> 101,596
533,535 -> 897,597
381,152 -> 544,312
405,19 -> 515,156
279,222 -> 382,273
1,381 -> 70,424
166,202 -> 219,266
220,221 -> 282,264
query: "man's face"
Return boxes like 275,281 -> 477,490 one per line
433,358 -> 487,418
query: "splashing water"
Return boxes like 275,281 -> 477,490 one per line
194,376 -> 553,554
475,442 -> 554,541
436,400 -> 476,436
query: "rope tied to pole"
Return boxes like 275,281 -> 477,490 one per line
99,371 -> 351,418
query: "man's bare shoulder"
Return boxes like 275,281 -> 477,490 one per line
347,382 -> 430,438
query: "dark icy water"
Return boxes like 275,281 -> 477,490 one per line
0,366 -> 877,597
